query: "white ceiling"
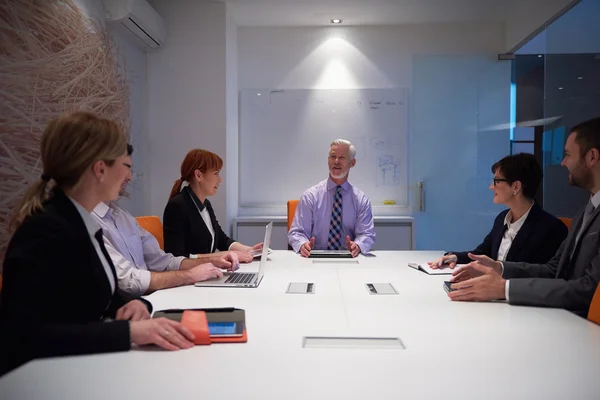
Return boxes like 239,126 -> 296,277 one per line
220,0 -> 515,27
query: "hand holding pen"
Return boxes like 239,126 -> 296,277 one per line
428,254 -> 458,269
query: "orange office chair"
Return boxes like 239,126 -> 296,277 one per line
588,284 -> 600,325
287,200 -> 299,251
287,200 -> 299,231
559,217 -> 572,230
136,216 -> 165,250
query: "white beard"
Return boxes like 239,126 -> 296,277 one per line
330,169 -> 348,179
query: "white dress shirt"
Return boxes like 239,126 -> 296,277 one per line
497,203 -> 534,262
92,202 -> 185,295
69,197 -> 116,293
501,203 -> 534,301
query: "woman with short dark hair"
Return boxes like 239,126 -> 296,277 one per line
430,153 -> 568,269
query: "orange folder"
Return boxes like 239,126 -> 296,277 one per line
181,310 -> 211,345
179,309 -> 247,345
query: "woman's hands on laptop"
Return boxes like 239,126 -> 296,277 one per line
231,250 -> 253,263
250,242 -> 263,252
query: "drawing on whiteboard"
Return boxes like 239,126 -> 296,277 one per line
239,87 -> 409,207
370,137 -> 387,150
377,156 -> 401,186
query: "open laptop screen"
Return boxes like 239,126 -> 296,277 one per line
256,222 -> 273,280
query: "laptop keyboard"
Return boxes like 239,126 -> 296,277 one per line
224,273 -> 256,284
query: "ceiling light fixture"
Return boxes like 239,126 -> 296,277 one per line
558,87 -> 564,90
577,76 -> 583,80
331,19 -> 342,24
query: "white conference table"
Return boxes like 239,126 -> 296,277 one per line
2,251 -> 600,399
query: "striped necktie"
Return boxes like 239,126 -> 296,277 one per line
327,186 -> 343,250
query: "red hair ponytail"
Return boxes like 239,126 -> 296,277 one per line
168,149 -> 223,200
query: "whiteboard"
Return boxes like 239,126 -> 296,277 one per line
239,88 -> 409,207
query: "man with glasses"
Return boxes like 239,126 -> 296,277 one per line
288,139 -> 376,257
448,117 -> 600,317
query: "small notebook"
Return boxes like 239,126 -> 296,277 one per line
408,262 -> 465,275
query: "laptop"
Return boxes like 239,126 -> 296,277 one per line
195,222 -> 272,288
309,249 -> 352,258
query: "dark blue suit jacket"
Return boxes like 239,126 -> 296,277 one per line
450,203 -> 568,265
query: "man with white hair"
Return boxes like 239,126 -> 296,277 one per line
288,139 -> 376,257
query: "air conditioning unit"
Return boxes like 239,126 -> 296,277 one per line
102,0 -> 166,50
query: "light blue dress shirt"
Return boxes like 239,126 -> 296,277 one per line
288,178 -> 376,253
92,202 -> 185,295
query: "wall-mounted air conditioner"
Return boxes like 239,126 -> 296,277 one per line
102,0 -> 166,50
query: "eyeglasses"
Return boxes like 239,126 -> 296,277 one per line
493,178 -> 510,186
329,155 -> 347,162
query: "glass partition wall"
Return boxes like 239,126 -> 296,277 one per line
414,0 -> 600,249
515,0 -> 600,219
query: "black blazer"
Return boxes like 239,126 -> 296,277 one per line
450,203 -> 568,265
163,187 -> 234,257
0,189 -> 150,376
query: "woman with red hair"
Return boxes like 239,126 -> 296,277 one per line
163,149 -> 262,259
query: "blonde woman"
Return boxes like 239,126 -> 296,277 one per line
0,112 -> 195,376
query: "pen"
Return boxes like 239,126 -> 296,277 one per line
436,255 -> 458,267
